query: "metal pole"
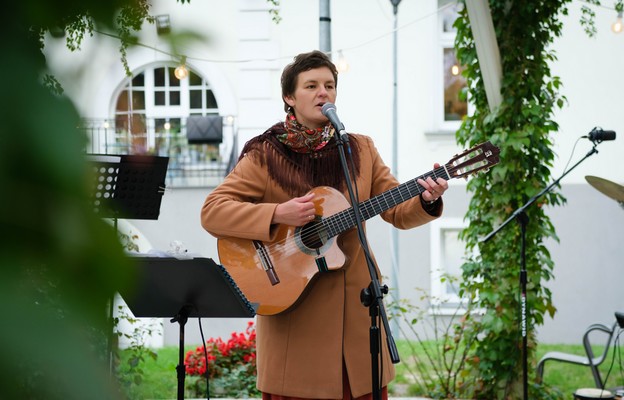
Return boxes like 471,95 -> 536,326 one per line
319,0 -> 331,53
390,0 -> 401,337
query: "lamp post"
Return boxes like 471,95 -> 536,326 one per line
390,0 -> 401,337
319,0 -> 331,53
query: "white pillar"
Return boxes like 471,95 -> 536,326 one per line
465,0 -> 503,111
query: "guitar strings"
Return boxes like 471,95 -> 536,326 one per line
280,167 -> 448,254
257,167 -> 448,256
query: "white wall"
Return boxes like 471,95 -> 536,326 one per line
541,2 -> 624,340
551,3 -> 624,184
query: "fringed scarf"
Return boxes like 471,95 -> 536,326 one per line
238,117 -> 361,197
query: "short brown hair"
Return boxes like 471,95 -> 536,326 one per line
281,50 -> 338,112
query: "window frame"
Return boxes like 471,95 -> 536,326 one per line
434,1 -> 468,133
103,63 -> 229,187
429,217 -> 469,315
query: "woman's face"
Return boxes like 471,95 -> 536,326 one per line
284,66 -> 337,130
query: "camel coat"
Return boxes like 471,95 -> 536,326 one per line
201,134 -> 442,398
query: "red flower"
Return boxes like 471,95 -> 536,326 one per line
184,322 -> 257,378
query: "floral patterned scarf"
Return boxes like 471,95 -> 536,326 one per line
275,111 -> 335,154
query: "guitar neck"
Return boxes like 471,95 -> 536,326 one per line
323,165 -> 451,238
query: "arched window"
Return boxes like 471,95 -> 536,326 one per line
110,64 -> 227,187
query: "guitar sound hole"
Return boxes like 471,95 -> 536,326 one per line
301,222 -> 324,249
295,221 -> 331,256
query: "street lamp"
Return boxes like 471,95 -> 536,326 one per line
389,0 -> 402,338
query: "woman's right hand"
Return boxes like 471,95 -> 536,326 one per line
272,192 -> 316,226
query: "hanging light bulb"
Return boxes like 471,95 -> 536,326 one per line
174,64 -> 188,79
174,56 -> 189,80
451,64 -> 460,76
612,11 -> 623,34
336,50 -> 349,73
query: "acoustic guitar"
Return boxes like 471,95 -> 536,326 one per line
218,141 -> 500,315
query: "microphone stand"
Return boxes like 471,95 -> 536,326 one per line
481,141 -> 601,400
332,129 -> 400,400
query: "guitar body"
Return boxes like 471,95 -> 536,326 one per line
217,186 -> 349,316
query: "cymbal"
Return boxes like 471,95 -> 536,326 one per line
585,175 -> 624,202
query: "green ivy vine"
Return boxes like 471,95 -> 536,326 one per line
454,1 -> 571,398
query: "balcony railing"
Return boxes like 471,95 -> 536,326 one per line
81,117 -> 237,188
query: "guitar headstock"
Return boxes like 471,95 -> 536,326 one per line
445,141 -> 500,180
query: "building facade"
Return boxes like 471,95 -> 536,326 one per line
45,0 -> 624,346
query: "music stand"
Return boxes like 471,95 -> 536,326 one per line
118,256 -> 257,400
86,154 -> 169,382
86,154 -> 169,221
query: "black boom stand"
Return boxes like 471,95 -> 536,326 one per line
482,139 -> 603,400
118,256 -> 256,400
327,112 -> 400,400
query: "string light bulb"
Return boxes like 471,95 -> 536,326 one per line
174,56 -> 189,80
336,50 -> 349,73
612,11 -> 623,34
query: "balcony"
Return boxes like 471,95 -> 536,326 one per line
81,116 -> 238,188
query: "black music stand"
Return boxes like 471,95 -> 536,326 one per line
118,256 -> 257,400
86,154 -> 169,221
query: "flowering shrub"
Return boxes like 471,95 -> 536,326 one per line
185,321 -> 259,398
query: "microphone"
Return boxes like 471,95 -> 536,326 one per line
321,102 -> 348,142
584,127 -> 616,142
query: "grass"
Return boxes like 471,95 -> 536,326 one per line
118,343 -> 624,399
118,346 -> 182,399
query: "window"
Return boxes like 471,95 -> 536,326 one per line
114,74 -> 147,153
189,71 -> 218,113
436,1 -> 468,132
430,218 -> 468,313
114,66 -> 219,131
443,48 -> 467,122
104,64 -> 227,187
153,66 -> 181,106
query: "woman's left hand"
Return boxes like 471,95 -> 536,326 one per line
417,163 -> 448,202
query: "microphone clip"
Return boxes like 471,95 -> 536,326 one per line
584,127 -> 616,143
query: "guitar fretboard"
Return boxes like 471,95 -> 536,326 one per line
322,165 -> 450,238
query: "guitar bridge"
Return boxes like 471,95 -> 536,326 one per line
253,240 -> 280,285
